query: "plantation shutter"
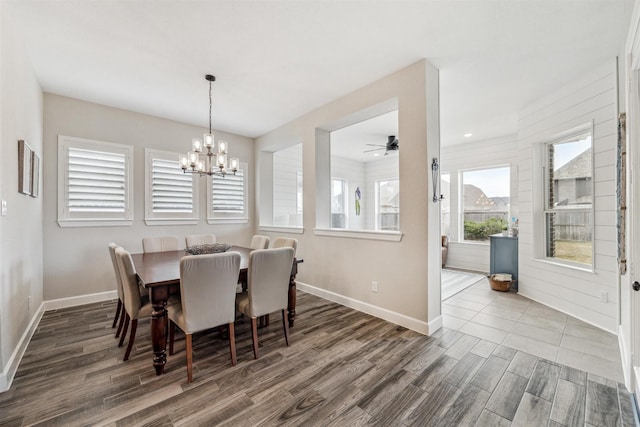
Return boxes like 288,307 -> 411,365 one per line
151,158 -> 193,213
67,147 -> 126,213
212,170 -> 245,215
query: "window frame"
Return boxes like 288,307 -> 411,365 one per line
541,125 -> 595,270
375,178 -> 400,231
144,148 -> 199,226
207,161 -> 248,224
57,135 -> 134,227
331,177 -> 348,229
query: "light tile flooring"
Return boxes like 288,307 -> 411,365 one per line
442,277 -> 624,383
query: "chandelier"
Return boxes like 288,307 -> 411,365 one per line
180,74 -> 239,177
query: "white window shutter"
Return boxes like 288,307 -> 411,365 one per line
151,158 -> 193,213
212,170 -> 245,214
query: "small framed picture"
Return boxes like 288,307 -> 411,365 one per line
31,151 -> 40,198
18,140 -> 32,195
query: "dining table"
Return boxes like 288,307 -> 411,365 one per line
131,245 -> 303,375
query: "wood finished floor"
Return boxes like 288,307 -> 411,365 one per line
0,292 -> 636,426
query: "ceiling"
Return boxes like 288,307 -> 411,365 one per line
4,1 -> 633,146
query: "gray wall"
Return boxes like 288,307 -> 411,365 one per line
42,94 -> 255,300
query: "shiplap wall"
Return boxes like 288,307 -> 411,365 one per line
517,61 -> 618,332
440,135 -> 518,273
273,144 -> 303,226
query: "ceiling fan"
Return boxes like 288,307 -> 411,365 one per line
363,135 -> 399,155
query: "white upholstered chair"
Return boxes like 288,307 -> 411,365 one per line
108,243 -> 126,338
168,252 -> 241,383
114,247 -> 153,361
236,247 -> 295,359
185,234 -> 217,248
142,236 -> 181,253
271,237 -> 298,254
250,235 -> 270,250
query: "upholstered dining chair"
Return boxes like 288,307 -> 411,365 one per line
108,243 -> 126,338
114,247 -> 153,361
185,234 -> 216,248
142,236 -> 181,253
250,235 -> 270,250
236,247 -> 295,359
271,237 -> 298,254
168,252 -> 241,383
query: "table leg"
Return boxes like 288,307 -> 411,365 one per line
288,275 -> 296,327
150,298 -> 168,375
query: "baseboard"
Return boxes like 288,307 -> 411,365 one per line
0,302 -> 45,393
43,290 -> 117,311
296,282 -> 430,335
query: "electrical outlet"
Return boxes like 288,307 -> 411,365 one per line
28,295 -> 31,310
600,291 -> 608,303
1,200 -> 6,216
371,281 -> 378,293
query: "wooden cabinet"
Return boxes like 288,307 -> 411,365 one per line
489,234 -> 518,291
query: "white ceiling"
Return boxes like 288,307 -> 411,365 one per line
4,1 -> 633,146
331,110 -> 398,163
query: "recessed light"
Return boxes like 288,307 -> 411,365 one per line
373,153 -> 380,157
464,133 -> 472,138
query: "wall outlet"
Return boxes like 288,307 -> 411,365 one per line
28,295 -> 31,310
371,281 -> 378,293
600,291 -> 608,303
1,200 -> 6,216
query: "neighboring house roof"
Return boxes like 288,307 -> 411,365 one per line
554,147 -> 592,180
463,184 -> 496,210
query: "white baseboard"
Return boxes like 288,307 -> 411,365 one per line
43,290 -> 117,311
0,302 -> 45,393
296,282 -> 430,335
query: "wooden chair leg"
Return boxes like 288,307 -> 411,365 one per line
115,306 -> 126,338
282,309 -> 290,346
228,322 -> 237,366
123,319 -> 137,361
186,334 -> 193,383
251,317 -> 259,359
118,313 -> 130,347
169,321 -> 176,356
112,299 -> 122,328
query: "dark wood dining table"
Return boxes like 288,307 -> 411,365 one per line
131,246 -> 303,375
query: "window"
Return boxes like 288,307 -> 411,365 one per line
441,173 -> 451,236
331,178 -> 347,228
207,162 -> 248,224
272,143 -> 303,227
57,135 -> 133,227
544,131 -> 593,267
461,166 -> 510,242
145,149 -> 198,225
376,179 -> 400,230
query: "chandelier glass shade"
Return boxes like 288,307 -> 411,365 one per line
180,75 -> 239,177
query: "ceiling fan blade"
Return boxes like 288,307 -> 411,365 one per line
363,148 -> 384,153
365,144 -> 385,147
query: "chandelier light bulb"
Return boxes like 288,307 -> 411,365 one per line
203,133 -> 214,149
192,138 -> 203,153
218,140 -> 228,155
230,157 -> 239,172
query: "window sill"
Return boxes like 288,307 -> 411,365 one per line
206,218 -> 249,225
314,228 -> 403,242
259,225 -> 304,234
531,257 -> 595,274
144,218 -> 199,226
57,218 -> 134,228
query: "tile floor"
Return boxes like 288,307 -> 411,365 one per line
442,277 -> 624,383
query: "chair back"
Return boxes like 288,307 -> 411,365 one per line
185,234 -> 217,248
115,247 -> 143,319
142,236 -> 181,253
108,243 -> 124,300
250,235 -> 270,250
247,247 -> 295,317
180,252 -> 241,333
271,237 -> 298,254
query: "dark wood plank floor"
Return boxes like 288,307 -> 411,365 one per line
0,292 -> 636,426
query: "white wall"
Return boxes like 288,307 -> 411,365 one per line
0,6 -> 44,385
440,135 -> 518,272
43,94 -> 255,300
255,60 -> 441,333
517,61 -> 619,332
